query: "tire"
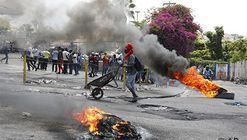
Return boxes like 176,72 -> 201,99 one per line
215,92 -> 235,100
92,88 -> 104,100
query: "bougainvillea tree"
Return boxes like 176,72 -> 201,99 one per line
148,4 -> 200,57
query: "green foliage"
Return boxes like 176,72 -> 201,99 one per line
225,38 -> 247,62
131,20 -> 146,29
189,57 -> 227,66
189,34 -> 213,64
205,26 -> 224,60
190,49 -> 212,60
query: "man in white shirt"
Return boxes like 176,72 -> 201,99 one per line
62,48 -> 69,74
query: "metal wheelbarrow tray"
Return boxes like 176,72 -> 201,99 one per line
85,66 -> 119,100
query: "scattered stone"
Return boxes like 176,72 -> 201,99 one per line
71,86 -> 82,90
25,80 -> 40,85
75,94 -> 83,97
40,79 -> 56,84
22,112 -> 32,119
26,79 -> 56,85
225,102 -> 247,107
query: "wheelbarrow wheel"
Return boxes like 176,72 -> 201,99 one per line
92,88 -> 104,100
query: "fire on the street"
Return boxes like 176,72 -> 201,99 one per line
73,107 -> 106,135
173,67 -> 220,98
73,107 -> 141,139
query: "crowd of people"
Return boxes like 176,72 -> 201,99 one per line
22,43 -> 154,102
25,46 -> 83,75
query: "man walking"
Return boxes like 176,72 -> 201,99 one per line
0,44 -> 9,64
124,43 -> 138,103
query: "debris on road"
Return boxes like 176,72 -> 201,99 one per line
73,107 -> 141,139
22,112 -> 32,119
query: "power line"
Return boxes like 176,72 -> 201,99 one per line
163,1 -> 176,7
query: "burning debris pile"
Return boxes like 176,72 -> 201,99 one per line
173,67 -> 234,99
73,107 -> 141,139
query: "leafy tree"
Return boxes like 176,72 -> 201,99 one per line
148,4 -> 200,57
189,35 -> 212,65
205,26 -> 224,60
0,18 -> 11,35
131,20 -> 146,29
229,39 -> 247,62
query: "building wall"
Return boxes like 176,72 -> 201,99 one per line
230,61 -> 247,80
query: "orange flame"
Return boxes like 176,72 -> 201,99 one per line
112,121 -> 129,131
173,67 -> 220,98
73,107 -> 107,135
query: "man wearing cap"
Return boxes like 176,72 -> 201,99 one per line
124,43 -> 138,103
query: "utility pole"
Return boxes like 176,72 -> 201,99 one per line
163,1 -> 176,7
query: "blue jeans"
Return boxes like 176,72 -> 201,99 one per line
126,72 -> 138,98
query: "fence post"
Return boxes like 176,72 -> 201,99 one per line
122,66 -> 126,90
23,54 -> 27,84
84,59 -> 89,88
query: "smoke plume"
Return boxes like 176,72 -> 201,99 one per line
64,0 -> 128,42
1,0 -> 189,74
63,0 -> 188,74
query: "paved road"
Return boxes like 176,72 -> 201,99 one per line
0,54 -> 247,140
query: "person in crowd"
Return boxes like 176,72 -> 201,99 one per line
42,50 -> 50,71
26,47 -> 37,71
123,43 -> 138,103
57,47 -> 64,74
32,48 -> 39,65
109,53 -> 119,88
62,48 -> 69,74
102,52 -> 109,76
51,48 -> 58,72
94,53 -> 100,76
89,52 -> 96,77
0,44 -> 9,64
36,49 -> 44,71
115,52 -> 123,81
203,65 -> 213,80
72,52 -> 79,75
68,50 -> 74,74
77,53 -> 84,70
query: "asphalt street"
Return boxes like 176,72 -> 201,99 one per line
0,54 -> 247,140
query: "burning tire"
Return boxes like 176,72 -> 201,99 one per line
92,88 -> 104,100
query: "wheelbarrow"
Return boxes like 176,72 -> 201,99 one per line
85,65 -> 120,100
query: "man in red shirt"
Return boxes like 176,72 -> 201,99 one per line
102,53 -> 109,76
